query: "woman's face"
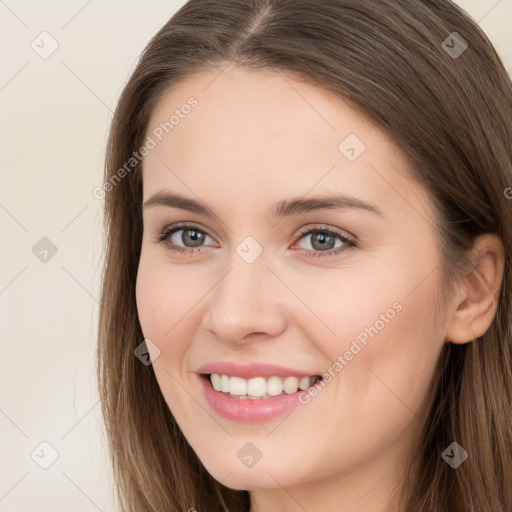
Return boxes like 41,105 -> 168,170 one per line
136,65 -> 449,501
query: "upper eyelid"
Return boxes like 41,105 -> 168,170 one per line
295,225 -> 354,240
159,222 -> 355,245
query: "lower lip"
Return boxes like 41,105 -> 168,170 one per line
199,375 -> 309,422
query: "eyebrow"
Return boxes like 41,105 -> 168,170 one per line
142,191 -> 384,218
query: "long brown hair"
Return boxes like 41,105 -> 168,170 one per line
97,1 -> 512,510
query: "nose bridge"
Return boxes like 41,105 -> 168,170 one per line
203,245 -> 286,343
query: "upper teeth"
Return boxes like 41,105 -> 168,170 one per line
209,373 -> 319,398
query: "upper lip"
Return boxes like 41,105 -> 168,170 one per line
197,361 -> 321,379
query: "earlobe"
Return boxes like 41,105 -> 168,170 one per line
445,234 -> 504,345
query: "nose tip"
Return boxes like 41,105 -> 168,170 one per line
201,260 -> 287,346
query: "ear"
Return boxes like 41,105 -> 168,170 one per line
446,233 -> 505,344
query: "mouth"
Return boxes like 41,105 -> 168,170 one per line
201,373 -> 323,399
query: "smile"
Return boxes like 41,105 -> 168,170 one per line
198,373 -> 322,423
208,373 -> 322,399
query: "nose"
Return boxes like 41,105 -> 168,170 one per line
201,251 -> 288,346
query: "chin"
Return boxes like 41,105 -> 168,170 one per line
202,460 -> 295,490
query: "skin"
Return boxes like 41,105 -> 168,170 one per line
135,64 -> 504,512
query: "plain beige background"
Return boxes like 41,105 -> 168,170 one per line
1,1 -> 511,510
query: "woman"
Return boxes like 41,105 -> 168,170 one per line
97,1 -> 512,510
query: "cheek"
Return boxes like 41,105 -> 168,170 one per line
135,260 -> 167,341
135,256 -> 199,413
294,248 -> 443,412
322,270 -> 442,427
135,253 -> 212,388
135,252 -> 197,343
280,276 -> 443,480
135,257 -> 190,377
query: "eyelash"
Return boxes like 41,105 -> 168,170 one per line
153,223 -> 357,259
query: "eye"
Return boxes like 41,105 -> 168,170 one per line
291,225 -> 356,258
154,223 -> 217,254
153,223 -> 356,258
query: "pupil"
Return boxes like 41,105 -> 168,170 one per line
185,229 -> 204,247
313,232 -> 334,251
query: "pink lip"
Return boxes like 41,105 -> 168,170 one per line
196,361 -> 320,379
198,374 -> 311,422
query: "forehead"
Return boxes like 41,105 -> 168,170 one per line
142,65 -> 427,220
